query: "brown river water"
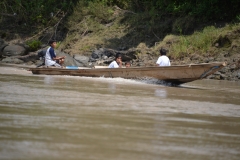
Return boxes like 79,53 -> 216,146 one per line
0,64 -> 240,160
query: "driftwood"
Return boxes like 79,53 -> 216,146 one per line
15,52 -> 38,62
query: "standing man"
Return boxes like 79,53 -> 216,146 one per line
45,39 -> 65,67
156,48 -> 171,66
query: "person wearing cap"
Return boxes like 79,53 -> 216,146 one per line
45,40 -> 65,67
108,53 -> 122,68
156,48 -> 171,66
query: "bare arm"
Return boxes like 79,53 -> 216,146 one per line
53,56 -> 65,60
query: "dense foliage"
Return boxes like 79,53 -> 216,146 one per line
26,40 -> 42,51
110,0 -> 240,21
0,0 -> 78,25
1,0 -> 240,25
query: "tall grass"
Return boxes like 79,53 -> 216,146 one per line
169,26 -> 223,58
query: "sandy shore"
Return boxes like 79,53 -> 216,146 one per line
0,63 -> 35,75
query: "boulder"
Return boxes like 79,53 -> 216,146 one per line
1,57 -> 24,64
102,48 -> 115,57
18,52 -> 39,62
91,48 -> 137,63
91,49 -> 103,59
3,44 -> 27,56
74,55 -> 89,67
0,38 -> 8,56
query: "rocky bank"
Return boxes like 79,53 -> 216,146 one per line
1,3 -> 240,82
0,36 -> 239,81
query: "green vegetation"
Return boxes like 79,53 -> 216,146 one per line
170,26 -> 221,57
1,0 -> 240,59
153,24 -> 240,58
0,0 -> 77,25
26,40 -> 42,51
1,0 -> 239,25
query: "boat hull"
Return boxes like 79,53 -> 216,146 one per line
29,62 -> 226,84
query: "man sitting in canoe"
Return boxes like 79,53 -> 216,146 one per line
156,48 -> 171,66
45,39 -> 65,67
108,53 -> 122,68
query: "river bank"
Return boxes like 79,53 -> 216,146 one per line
0,40 -> 239,82
0,6 -> 240,81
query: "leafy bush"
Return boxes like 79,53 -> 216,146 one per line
0,0 -> 78,25
169,26 -> 219,57
1,0 -> 240,26
26,40 -> 42,51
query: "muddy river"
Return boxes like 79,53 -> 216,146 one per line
0,64 -> 240,159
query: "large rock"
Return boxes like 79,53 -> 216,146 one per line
73,55 -> 89,67
91,48 -> 137,61
0,38 -> 8,56
89,48 -> 139,66
3,44 -> 27,56
91,49 -> 103,59
1,57 -> 24,64
18,52 -> 39,62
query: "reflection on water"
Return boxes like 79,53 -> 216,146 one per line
154,88 -> 167,98
0,66 -> 240,160
44,76 -> 55,85
108,83 -> 117,94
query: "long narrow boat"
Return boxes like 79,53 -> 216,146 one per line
29,62 -> 226,84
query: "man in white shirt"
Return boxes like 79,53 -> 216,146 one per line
45,40 -> 65,67
156,48 -> 171,66
108,53 -> 122,68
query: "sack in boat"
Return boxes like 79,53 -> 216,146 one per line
37,50 -> 47,59
36,50 -> 46,67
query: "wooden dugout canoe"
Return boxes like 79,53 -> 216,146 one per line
29,62 -> 226,84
